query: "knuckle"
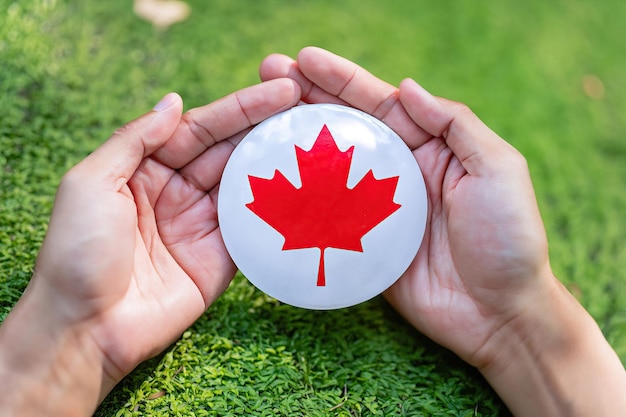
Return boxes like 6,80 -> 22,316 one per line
111,121 -> 141,140
503,147 -> 529,173
451,100 -> 474,117
58,165 -> 84,192
183,110 -> 215,146
514,151 -> 530,170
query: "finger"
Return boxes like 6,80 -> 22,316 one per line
259,53 -> 348,106
70,93 -> 183,190
294,47 -> 430,149
153,78 -> 302,170
177,128 -> 249,192
260,48 -> 428,149
399,78 -> 521,176
297,47 -> 396,115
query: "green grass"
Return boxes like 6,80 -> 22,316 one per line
1,0 -> 625,415
100,279 -> 501,416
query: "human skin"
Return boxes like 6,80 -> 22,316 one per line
258,46 -> 626,416
0,79 -> 302,416
0,47 -> 624,416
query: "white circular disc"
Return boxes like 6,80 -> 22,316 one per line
218,104 -> 427,310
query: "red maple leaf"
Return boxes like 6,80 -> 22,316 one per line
246,125 -> 401,287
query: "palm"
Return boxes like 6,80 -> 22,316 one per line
120,160 -> 235,360
257,47 -> 549,365
143,159 -> 236,308
388,137 -> 545,362
35,82 -> 301,382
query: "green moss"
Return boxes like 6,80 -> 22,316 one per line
2,0 -> 625,415
98,277 -> 504,416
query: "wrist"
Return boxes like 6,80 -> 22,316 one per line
0,281 -> 108,416
477,273 -> 626,416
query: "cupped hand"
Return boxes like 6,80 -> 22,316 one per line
32,79 -> 301,390
259,47 -> 552,366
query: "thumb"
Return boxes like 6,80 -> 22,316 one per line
74,92 -> 183,187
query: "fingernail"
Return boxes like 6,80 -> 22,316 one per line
153,92 -> 178,112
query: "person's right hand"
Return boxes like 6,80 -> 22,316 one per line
259,47 -> 626,416
384,79 -> 553,367
260,46 -> 550,365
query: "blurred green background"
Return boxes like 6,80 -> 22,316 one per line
1,0 -> 625,415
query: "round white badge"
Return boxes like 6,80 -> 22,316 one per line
218,104 -> 427,309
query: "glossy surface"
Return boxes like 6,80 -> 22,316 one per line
219,104 -> 427,309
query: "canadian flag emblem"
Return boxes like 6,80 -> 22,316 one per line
219,104 -> 427,309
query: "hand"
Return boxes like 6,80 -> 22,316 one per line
259,46 -> 549,365
259,47 -> 626,416
0,79 -> 301,415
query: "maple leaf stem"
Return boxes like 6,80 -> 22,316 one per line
317,247 -> 326,287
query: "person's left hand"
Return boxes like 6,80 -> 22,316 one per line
0,79 -> 301,415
